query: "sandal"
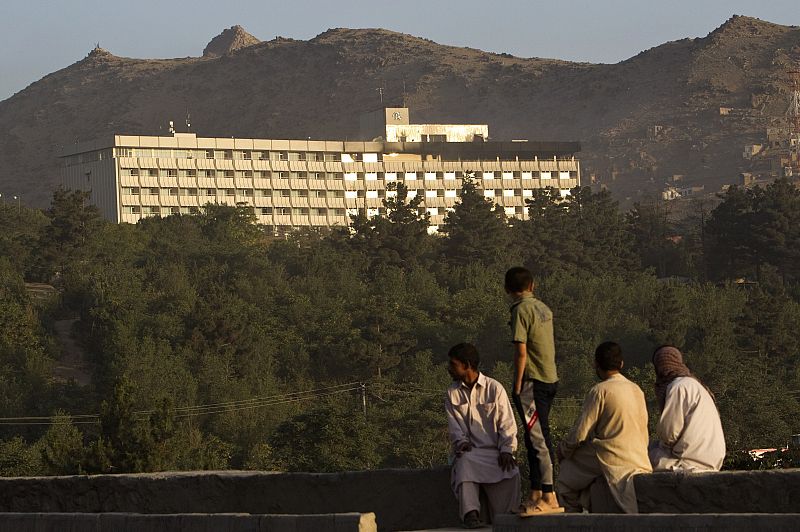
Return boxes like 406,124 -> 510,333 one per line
518,500 -> 565,517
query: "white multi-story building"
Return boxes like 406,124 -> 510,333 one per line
61,108 -> 580,232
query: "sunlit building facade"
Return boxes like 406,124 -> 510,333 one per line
61,108 -> 580,232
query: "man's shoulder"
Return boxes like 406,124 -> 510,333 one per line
598,374 -> 641,393
669,376 -> 703,395
445,381 -> 462,400
512,296 -> 551,318
481,375 -> 509,397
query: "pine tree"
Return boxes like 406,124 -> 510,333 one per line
440,176 -> 512,267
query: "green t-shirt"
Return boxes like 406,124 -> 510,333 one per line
509,294 -> 558,383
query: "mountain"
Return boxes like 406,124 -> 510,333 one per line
1,15 -> 799,207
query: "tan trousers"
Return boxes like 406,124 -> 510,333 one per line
457,476 -> 521,522
555,443 -> 604,513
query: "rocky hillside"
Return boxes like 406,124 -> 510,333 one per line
1,16 -> 799,207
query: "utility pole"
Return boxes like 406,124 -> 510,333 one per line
360,383 -> 367,416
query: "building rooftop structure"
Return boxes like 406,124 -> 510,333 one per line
61,108 -> 581,232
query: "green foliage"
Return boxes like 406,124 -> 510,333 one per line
39,412 -> 85,475
627,199 -> 682,277
0,184 -> 798,477
349,182 -> 433,273
706,179 -> 800,282
440,177 -> 514,267
0,202 -> 49,278
517,187 -> 636,276
0,436 -> 41,476
34,188 -> 105,282
269,394 -> 384,472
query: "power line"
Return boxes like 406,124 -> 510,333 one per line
0,382 -> 365,426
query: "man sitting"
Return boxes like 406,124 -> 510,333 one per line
649,345 -> 726,472
556,342 -> 652,513
445,343 -> 520,529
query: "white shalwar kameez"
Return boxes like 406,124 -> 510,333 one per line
649,376 -> 726,472
445,373 -> 520,521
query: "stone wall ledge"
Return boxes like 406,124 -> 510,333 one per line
0,512 -> 377,532
493,513 -> 800,532
0,468 -> 454,531
2,468 -> 799,531
634,469 -> 800,513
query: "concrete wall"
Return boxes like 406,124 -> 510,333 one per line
0,469 -> 458,532
635,470 -> 800,514
493,514 -> 800,532
2,468 -> 799,531
0,512 -> 376,532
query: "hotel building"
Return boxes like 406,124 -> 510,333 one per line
61,108 -> 580,232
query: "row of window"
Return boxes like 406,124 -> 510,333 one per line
117,148 -> 349,162
122,187 -> 346,198
124,203 -> 531,220
120,187 -> 541,200
121,169 -> 578,180
261,207 -> 348,216
124,206 -> 352,217
122,169 -> 347,179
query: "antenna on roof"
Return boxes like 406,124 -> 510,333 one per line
186,110 -> 192,131
375,86 -> 384,104
168,120 -> 175,134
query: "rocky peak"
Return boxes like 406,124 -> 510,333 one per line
203,25 -> 261,58
708,15 -> 783,41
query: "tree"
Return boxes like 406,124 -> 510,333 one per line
705,180 -> 800,282
440,176 -> 512,267
38,413 -> 85,475
269,394 -> 384,472
35,188 -> 104,282
349,183 -> 433,273
516,187 -> 636,276
627,199 -> 680,277
95,378 -> 160,473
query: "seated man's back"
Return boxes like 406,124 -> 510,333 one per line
557,342 -> 652,514
651,375 -> 726,471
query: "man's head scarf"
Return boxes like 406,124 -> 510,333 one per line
652,346 -> 713,410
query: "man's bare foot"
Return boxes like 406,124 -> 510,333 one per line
518,492 -> 539,514
519,492 -> 564,516
539,492 -> 560,509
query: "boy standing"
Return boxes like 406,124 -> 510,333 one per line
505,267 -> 563,515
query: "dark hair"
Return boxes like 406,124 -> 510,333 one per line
448,343 -> 480,370
595,341 -> 623,371
505,267 -> 533,293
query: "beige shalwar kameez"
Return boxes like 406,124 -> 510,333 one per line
556,373 -> 652,514
446,373 -> 520,521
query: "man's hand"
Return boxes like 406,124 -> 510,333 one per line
455,441 -> 473,456
498,452 -> 516,471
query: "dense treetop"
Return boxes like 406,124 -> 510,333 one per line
0,180 -> 798,478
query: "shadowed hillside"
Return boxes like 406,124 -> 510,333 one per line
1,15 -> 799,206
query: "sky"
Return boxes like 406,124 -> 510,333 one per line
1,0 -> 799,101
